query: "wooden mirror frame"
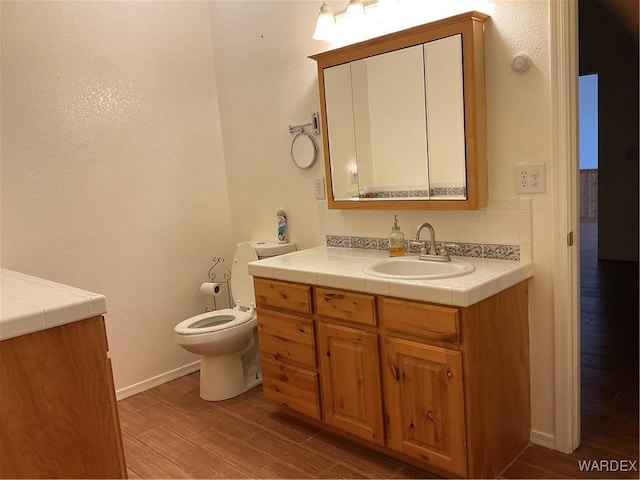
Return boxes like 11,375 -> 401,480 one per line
310,11 -> 489,210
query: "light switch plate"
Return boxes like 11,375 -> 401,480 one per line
515,163 -> 546,194
314,177 -> 326,200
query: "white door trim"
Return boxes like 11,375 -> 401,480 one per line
550,0 -> 580,453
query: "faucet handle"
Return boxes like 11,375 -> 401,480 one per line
442,243 -> 458,256
410,240 -> 427,255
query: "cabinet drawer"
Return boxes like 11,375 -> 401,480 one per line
257,309 -> 316,369
261,357 -> 321,420
379,297 -> 459,343
315,287 -> 376,326
254,278 -> 312,314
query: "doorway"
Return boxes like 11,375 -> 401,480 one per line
577,0 -> 639,462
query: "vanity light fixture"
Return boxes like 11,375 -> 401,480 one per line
346,0 -> 366,23
312,2 -> 336,41
375,0 -> 397,17
313,0 -> 385,42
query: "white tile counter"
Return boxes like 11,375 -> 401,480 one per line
0,269 -> 107,341
248,246 -> 534,307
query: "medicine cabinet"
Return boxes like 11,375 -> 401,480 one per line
310,11 -> 489,210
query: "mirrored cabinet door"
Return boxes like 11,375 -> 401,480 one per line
425,34 -> 467,200
324,45 -> 429,201
311,11 -> 489,210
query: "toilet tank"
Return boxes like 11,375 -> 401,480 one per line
248,241 -> 296,259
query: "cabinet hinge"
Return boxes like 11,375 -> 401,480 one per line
567,231 -> 574,246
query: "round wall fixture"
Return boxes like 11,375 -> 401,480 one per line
290,131 -> 318,169
511,53 -> 531,73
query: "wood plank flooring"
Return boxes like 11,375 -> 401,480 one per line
501,219 -> 638,479
119,220 -> 638,478
119,374 -> 434,479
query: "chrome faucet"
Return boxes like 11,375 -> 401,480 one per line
412,222 -> 451,262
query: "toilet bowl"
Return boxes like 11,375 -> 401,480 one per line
174,241 -> 295,401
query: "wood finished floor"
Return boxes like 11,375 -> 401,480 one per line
119,220 -> 638,479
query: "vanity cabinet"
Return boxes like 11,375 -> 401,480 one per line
254,277 -> 530,479
0,316 -> 127,479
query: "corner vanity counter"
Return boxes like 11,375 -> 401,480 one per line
0,269 -> 126,479
249,247 -> 534,478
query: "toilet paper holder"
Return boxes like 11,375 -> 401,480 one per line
203,256 -> 232,312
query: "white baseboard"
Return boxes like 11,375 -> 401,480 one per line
115,361 -> 201,401
530,429 -> 556,450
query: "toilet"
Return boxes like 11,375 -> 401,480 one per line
174,241 -> 296,401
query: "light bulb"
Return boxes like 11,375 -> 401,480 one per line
346,0 -> 366,26
312,2 -> 336,41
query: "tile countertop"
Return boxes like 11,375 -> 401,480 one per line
0,269 -> 107,341
248,246 -> 534,307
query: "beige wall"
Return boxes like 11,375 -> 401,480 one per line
0,1 -> 234,392
1,0 -> 559,446
209,1 -> 326,247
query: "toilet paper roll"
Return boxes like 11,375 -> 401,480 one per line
200,282 -> 222,297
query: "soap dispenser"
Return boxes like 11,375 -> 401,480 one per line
388,215 -> 406,257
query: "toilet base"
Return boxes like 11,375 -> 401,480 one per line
198,342 -> 262,401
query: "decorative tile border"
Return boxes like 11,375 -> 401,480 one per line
358,187 -> 466,199
430,186 -> 467,197
326,235 -> 520,261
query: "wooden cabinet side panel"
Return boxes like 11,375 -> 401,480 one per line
461,281 -> 531,478
0,316 -> 126,479
317,322 -> 384,445
99,316 -> 128,478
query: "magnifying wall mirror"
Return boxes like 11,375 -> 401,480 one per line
290,132 -> 318,169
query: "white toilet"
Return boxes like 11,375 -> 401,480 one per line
174,241 -> 296,401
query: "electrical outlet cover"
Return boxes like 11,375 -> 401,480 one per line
515,163 -> 546,194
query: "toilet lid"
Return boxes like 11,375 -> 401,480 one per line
231,242 -> 259,309
174,309 -> 254,335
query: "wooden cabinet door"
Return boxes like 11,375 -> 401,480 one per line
317,322 -> 384,445
383,336 -> 467,477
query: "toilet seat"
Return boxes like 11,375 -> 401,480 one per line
174,309 -> 254,335
175,242 -> 261,337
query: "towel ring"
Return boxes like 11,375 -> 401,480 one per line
290,131 -> 318,169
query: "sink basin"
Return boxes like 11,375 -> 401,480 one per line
362,256 -> 475,280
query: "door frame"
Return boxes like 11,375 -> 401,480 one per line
550,0 -> 581,453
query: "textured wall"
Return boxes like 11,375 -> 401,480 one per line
0,1 -> 234,390
209,1 -> 326,248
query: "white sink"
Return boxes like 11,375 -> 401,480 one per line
362,256 -> 475,280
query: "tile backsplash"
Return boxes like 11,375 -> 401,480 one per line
317,197 -> 532,262
325,235 -> 520,261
